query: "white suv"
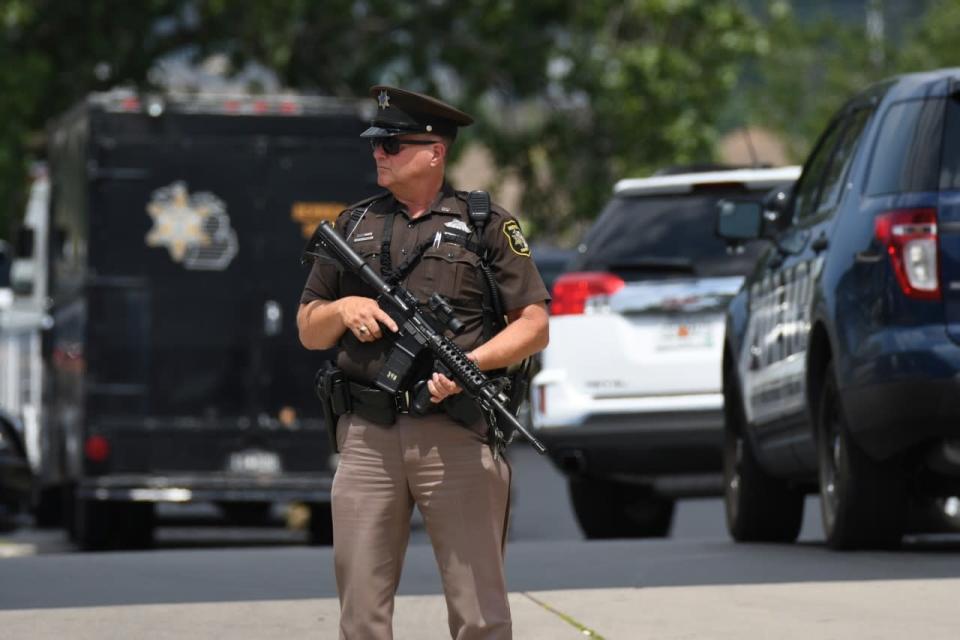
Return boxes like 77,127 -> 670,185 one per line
530,165 -> 800,538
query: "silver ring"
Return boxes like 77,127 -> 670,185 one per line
359,324 -> 369,334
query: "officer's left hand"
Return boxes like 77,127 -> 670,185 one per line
427,353 -> 478,403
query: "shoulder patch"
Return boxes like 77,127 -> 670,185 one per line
502,220 -> 531,257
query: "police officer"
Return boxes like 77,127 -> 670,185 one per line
297,86 -> 550,640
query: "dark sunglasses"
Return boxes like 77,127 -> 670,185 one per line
369,137 -> 440,156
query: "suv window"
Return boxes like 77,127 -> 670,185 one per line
815,108 -> 873,215
793,120 -> 845,223
866,98 -> 944,196
573,188 -> 767,279
940,94 -> 960,190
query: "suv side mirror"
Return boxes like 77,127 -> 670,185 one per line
760,184 -> 793,237
716,200 -> 763,243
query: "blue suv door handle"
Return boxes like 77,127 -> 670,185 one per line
855,250 -> 883,263
811,233 -> 829,253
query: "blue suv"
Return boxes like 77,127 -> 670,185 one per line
717,69 -> 960,549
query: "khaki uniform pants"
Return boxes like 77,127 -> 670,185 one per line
332,412 -> 512,640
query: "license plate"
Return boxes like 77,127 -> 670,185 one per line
228,449 -> 281,475
656,320 -> 713,350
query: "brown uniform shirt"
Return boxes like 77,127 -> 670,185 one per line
301,182 -> 550,384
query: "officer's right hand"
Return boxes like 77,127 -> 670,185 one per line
338,296 -> 398,342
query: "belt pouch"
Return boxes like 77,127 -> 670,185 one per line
349,383 -> 397,426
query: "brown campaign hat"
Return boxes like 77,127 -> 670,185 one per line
360,85 -> 474,138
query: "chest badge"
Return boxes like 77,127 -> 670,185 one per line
502,220 -> 530,257
444,219 -> 471,233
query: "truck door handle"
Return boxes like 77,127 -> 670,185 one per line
811,234 -> 829,253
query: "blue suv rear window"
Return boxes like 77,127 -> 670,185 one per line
866,98 -> 944,196
940,94 -> 960,190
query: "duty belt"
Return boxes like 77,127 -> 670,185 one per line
349,381 -> 413,414
345,380 -> 479,428
346,381 -> 442,426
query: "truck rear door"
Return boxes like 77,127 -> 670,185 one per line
86,108 -> 375,475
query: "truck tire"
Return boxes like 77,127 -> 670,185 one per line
75,497 -> 155,551
308,502 -> 334,545
32,486 -> 65,528
817,366 -> 904,549
723,373 -> 803,542
568,478 -> 674,539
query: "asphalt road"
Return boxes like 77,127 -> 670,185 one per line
4,445 -> 960,608
0,443 -> 826,555
4,446 -> 960,640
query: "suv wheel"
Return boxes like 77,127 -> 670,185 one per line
568,477 -> 674,539
817,365 -> 904,549
723,374 -> 803,542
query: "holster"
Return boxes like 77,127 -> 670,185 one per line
441,392 -> 483,427
505,361 -> 531,415
315,361 -> 352,453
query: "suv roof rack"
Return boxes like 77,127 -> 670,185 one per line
615,165 -> 801,197
652,163 -> 774,176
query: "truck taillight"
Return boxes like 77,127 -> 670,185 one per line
119,97 -> 141,112
85,435 -> 110,463
550,272 -> 625,315
874,208 -> 940,301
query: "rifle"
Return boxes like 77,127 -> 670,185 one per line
302,221 -> 547,455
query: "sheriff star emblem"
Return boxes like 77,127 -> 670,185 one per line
145,181 -> 238,270
146,182 -> 209,261
377,89 -> 391,110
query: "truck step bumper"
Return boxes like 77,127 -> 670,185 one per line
78,474 -> 333,503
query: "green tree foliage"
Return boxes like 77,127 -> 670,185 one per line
0,0 -> 203,238
1,0 -> 759,242
176,0 -> 762,238
896,0 -> 960,72
747,0 -> 960,165
745,1 -> 892,161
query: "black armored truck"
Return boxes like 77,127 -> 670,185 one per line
20,90 -> 375,549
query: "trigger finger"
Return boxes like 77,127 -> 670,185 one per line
377,309 -> 399,333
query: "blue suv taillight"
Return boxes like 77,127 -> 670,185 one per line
874,208 -> 941,301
